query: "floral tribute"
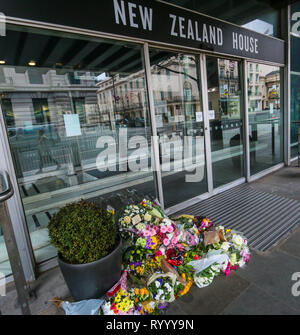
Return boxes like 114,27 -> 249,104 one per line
101,199 -> 251,315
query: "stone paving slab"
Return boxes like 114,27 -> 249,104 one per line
222,284 -> 300,315
167,272 -> 250,315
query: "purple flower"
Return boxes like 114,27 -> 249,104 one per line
158,303 -> 168,310
184,231 -> 198,246
157,278 -> 164,286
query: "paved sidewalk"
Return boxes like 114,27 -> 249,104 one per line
1,164 -> 300,315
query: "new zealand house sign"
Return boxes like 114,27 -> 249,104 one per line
0,0 -> 285,64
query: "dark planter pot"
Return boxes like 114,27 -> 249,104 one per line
58,241 -> 122,301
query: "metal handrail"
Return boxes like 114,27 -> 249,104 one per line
0,171 -> 14,202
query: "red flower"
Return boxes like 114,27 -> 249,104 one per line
166,248 -> 183,266
194,255 -> 200,260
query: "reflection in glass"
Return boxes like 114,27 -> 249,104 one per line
0,25 -> 156,265
291,74 -> 300,158
206,57 -> 244,188
150,50 -> 207,208
247,62 -> 283,174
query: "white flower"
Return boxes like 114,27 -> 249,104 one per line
217,226 -> 225,232
164,283 -> 172,292
238,259 -> 246,267
221,242 -> 230,251
149,302 -> 156,309
144,213 -> 152,221
158,289 -> 164,296
211,264 -> 221,273
155,280 -> 161,288
232,234 -> 244,250
166,233 -> 174,240
102,302 -> 115,315
136,223 -> 146,231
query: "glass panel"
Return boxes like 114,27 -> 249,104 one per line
0,24 -> 157,264
290,1 -> 300,158
0,239 -> 12,277
206,57 -> 244,188
149,49 -> 207,208
247,62 -> 283,174
0,174 -> 12,277
291,73 -> 300,158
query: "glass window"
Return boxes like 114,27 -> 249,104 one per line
32,98 -> 50,125
72,97 -> 86,124
1,99 -> 15,127
150,49 -> 207,208
28,68 -> 43,85
0,24 -> 157,265
247,62 -> 283,174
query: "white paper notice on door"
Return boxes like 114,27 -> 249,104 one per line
196,112 -> 203,122
208,110 -> 215,120
156,115 -> 163,128
64,114 -> 82,137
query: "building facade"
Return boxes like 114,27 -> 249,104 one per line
0,0 -> 294,282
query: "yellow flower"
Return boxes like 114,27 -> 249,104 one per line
226,229 -> 231,233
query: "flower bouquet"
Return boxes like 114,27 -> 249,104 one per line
102,289 -> 137,315
147,273 -> 177,303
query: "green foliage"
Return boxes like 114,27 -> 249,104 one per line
48,201 -> 119,264
177,264 -> 195,278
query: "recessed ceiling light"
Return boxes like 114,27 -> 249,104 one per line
28,60 -> 36,66
0,60 -> 6,65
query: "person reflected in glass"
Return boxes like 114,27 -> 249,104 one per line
37,129 -> 61,173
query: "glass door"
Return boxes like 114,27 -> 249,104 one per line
247,62 -> 283,174
206,56 -> 244,188
149,49 -> 208,209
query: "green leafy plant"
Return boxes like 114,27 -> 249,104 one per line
48,201 -> 119,264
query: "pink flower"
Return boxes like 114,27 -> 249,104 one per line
163,238 -> 170,246
167,226 -> 174,233
155,250 -> 162,257
144,230 -> 151,237
150,229 -> 156,236
161,226 -> 168,234
172,237 -> 179,245
241,251 -> 250,263
176,243 -> 185,251
224,262 -> 231,276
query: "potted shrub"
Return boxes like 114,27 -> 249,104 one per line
48,200 -> 122,301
